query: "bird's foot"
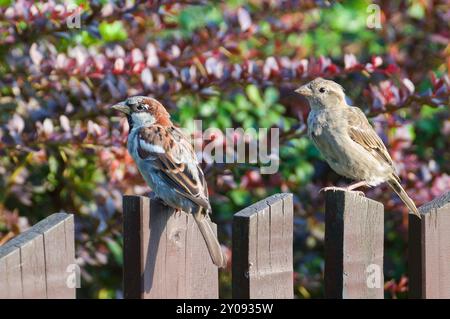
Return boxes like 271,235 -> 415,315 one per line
319,186 -> 347,193
319,186 -> 365,197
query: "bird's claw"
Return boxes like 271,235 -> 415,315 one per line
351,191 -> 366,197
319,186 -> 348,193
319,186 -> 365,197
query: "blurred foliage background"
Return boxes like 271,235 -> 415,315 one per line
0,0 -> 449,299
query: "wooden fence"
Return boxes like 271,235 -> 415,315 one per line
1,190 -> 449,299
324,189 -> 450,299
0,213 -> 75,299
409,191 -> 450,298
122,193 -> 294,299
232,193 -> 293,298
122,190 -> 450,299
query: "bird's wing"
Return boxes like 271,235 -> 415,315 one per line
137,125 -> 210,211
346,106 -> 396,170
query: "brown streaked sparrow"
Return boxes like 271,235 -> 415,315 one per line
112,96 -> 227,267
295,78 -> 420,218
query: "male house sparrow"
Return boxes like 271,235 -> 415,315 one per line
112,96 -> 227,267
295,78 -> 420,218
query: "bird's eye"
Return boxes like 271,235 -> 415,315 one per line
136,105 -> 144,111
319,87 -> 326,93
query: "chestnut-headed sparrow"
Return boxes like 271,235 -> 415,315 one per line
112,96 -> 227,267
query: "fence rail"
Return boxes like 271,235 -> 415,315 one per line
0,213 -> 75,299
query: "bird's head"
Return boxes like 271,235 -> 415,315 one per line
112,96 -> 171,129
295,77 -> 346,110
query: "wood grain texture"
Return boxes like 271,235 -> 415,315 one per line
185,214 -> 219,299
0,243 -> 22,298
324,190 -> 384,299
64,215 -> 76,298
35,213 -> 76,299
232,193 -> 294,299
0,213 -> 75,299
12,231 -> 46,299
409,191 -> 450,299
122,195 -> 219,299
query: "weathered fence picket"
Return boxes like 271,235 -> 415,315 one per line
409,191 -> 450,298
123,195 -> 219,299
324,190 -> 384,299
232,193 -> 294,299
0,213 -> 75,299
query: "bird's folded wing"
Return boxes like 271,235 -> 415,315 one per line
346,106 -> 395,169
138,125 -> 211,211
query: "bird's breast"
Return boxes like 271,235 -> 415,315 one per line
307,110 -> 392,183
127,129 -> 140,162
308,111 -> 325,136
307,110 -> 343,137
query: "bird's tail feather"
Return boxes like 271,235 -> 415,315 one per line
193,214 -> 227,268
387,178 -> 421,219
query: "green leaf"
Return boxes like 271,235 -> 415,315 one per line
246,85 -> 264,107
18,21 -> 27,30
405,123 -> 416,141
263,87 -> 279,106
99,21 -> 128,42
98,288 -> 115,299
106,238 -> 123,266
179,5 -> 223,34
199,100 -> 217,117
408,2 -> 425,19
243,117 -> 255,129
420,105 -> 444,119
259,21 -> 272,37
294,162 -> 314,184
235,94 -> 251,111
77,30 -> 100,47
48,156 -> 59,174
0,0 -> 12,7
217,109 -> 232,128
229,189 -> 251,206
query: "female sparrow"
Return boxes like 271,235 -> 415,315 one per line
112,96 -> 227,267
295,78 -> 421,218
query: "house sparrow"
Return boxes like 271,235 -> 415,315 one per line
112,96 -> 227,267
295,78 -> 420,218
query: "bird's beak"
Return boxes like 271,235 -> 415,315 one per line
295,85 -> 313,97
112,102 -> 130,115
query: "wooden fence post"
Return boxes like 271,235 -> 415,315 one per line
324,190 -> 384,299
409,191 -> 450,298
232,193 -> 293,299
0,213 -> 75,299
122,195 -> 219,299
